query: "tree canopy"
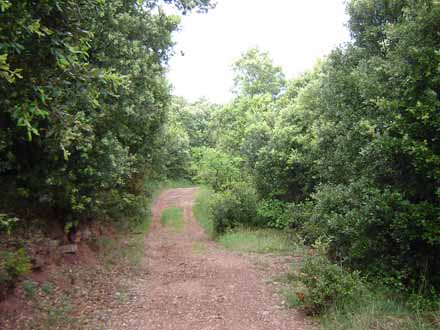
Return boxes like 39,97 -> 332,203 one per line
0,0 -> 212,225
187,0 -> 440,294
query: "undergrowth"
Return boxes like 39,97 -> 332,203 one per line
218,228 -> 301,254
93,179 -> 193,270
161,207 -> 184,232
282,243 -> 440,330
195,183 -> 440,330
193,187 -> 214,237
194,187 -> 303,254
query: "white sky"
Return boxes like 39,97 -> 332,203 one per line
167,0 -> 351,104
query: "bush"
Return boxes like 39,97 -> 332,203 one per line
0,0 -> 212,229
320,289 -> 440,330
296,252 -> 363,314
0,248 -> 31,286
291,180 -> 440,293
209,182 -> 258,236
191,147 -> 243,191
256,198 -> 291,229
0,214 -> 19,235
194,188 -> 215,237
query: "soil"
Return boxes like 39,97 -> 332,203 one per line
104,188 -> 309,330
0,188 -> 310,330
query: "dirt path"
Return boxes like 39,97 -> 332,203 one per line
107,188 -> 308,330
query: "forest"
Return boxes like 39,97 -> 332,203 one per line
1,0 -> 439,329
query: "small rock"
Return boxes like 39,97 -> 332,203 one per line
49,239 -> 60,248
60,244 -> 78,254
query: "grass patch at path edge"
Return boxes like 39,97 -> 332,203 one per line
194,187 -> 304,255
318,290 -> 440,330
161,207 -> 184,232
194,187 -> 215,237
95,179 -> 193,269
219,228 -> 301,254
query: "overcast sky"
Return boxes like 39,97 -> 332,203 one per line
167,0 -> 351,104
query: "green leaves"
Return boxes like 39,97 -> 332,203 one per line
0,0 -> 11,12
0,0 -> 214,227
191,147 -> 243,191
186,0 -> 440,294
12,101 -> 48,141
232,47 -> 286,98
0,53 -> 22,83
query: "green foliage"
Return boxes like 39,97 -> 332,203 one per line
319,290 -> 440,330
296,253 -> 364,314
252,68 -> 320,200
188,0 -> 440,294
191,147 -> 243,191
0,213 -> 19,235
0,248 -> 31,285
172,97 -> 218,149
161,207 -> 184,232
22,279 -> 38,299
218,228 -> 298,254
186,2 -> 440,293
232,47 -> 286,98
208,182 -> 258,236
290,180 -> 440,292
158,110 -> 192,179
0,0 -> 213,227
194,187 -> 215,237
256,199 -> 291,229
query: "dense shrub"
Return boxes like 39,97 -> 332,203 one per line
175,0 -> 440,297
0,214 -> 19,235
291,180 -> 440,293
191,147 -> 243,191
297,253 -> 363,314
256,199 -> 291,229
209,182 -> 258,236
0,248 -> 31,287
0,0 -> 213,228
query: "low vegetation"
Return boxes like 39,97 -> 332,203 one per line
161,207 -> 185,232
218,229 -> 296,254
1,0 -> 439,329
186,2 -> 440,329
193,188 -> 215,237
319,292 -> 440,330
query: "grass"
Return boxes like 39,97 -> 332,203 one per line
280,287 -> 304,308
218,228 -> 302,254
280,262 -> 440,330
193,187 -> 215,237
161,207 -> 184,232
94,179 -> 194,269
21,279 -> 77,330
192,185 -> 440,330
145,178 -> 194,199
161,178 -> 194,189
318,290 -> 440,330
194,187 -> 304,255
41,296 -> 74,329
192,242 -> 207,254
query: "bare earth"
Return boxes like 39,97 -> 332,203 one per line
105,188 -> 308,330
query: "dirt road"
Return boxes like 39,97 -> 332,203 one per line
107,188 -> 308,330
